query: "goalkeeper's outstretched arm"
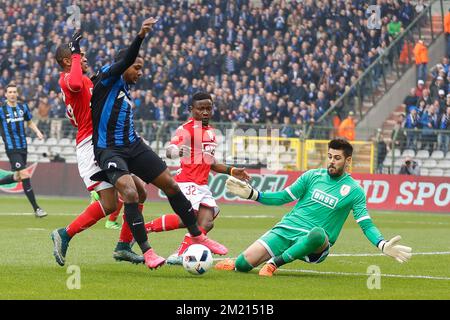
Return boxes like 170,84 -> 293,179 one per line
226,171 -> 312,206
353,191 -> 412,263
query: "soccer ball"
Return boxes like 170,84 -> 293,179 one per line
182,244 -> 213,275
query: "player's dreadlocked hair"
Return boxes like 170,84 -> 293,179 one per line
55,44 -> 72,68
328,139 -> 353,158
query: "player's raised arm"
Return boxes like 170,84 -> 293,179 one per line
65,30 -> 83,92
105,17 -> 158,78
226,170 -> 312,205
352,189 -> 412,263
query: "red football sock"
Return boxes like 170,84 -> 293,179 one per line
108,199 -> 123,222
118,203 -> 144,243
66,201 -> 106,237
145,214 -> 180,233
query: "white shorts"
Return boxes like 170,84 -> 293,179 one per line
76,136 -> 113,192
177,182 -> 219,218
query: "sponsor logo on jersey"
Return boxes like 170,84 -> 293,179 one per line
202,142 -> 217,156
340,184 -> 351,196
311,189 -> 338,209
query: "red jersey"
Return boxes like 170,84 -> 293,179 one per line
58,54 -> 94,145
171,118 -> 217,185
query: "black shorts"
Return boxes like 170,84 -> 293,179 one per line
7,150 -> 27,172
91,139 -> 167,186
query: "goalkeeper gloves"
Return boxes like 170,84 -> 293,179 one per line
378,235 -> 412,263
69,30 -> 82,54
226,176 -> 259,201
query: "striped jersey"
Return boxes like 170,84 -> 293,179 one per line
90,64 -> 139,149
0,103 -> 32,151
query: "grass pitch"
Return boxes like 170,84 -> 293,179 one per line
0,195 -> 449,300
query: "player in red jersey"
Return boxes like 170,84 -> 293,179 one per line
50,31 -> 146,266
143,92 -> 250,264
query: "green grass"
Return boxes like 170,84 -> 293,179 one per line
0,195 -> 449,300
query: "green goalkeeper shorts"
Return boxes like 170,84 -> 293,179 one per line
257,226 -> 330,264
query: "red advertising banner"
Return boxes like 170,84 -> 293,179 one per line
1,162 -> 448,213
146,169 -> 450,213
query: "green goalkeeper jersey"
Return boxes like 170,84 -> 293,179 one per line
258,168 -> 384,247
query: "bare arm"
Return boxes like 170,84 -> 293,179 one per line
27,121 -> 44,140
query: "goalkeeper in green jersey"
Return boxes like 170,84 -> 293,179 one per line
215,139 -> 412,276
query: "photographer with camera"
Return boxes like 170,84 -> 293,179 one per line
399,157 -> 420,175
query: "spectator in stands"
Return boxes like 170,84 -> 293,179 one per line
414,39 -> 428,82
416,79 -> 425,98
398,157 -> 420,175
376,129 -> 388,174
387,15 -> 402,38
392,113 -> 407,153
405,107 -> 420,151
337,111 -> 356,141
430,76 -> 446,101
280,116 -> 295,138
445,8 -> 450,57
420,105 -> 440,153
438,106 -> 450,154
403,88 -> 418,112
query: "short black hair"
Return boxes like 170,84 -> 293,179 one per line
55,44 -> 71,68
192,92 -> 212,104
328,139 -> 353,158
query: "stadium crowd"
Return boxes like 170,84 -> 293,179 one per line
0,0 -> 429,141
392,56 -> 450,155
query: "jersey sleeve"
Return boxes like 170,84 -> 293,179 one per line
258,170 -> 312,206
169,125 -> 189,147
23,104 -> 32,121
352,188 -> 384,247
64,54 -> 83,92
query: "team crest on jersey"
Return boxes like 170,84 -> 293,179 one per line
340,185 -> 351,196
205,130 -> 214,141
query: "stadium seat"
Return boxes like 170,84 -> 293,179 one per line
35,146 -> 49,154
0,154 -> 9,161
26,137 -> 32,144
65,156 -> 78,164
430,150 -> 445,160
150,141 -> 163,150
27,154 -> 38,162
392,149 -> 401,158
445,152 -> 450,160
444,170 -> 450,177
420,168 -> 429,176
437,160 -> 450,169
50,146 -> 62,154
59,138 -> 72,146
428,168 -> 444,176
45,137 -> 58,146
415,150 -> 430,160
38,157 -> 50,163
61,147 -> 76,156
422,159 -> 437,168
401,149 -> 415,158
0,144 -> 5,153
27,145 -> 36,153
32,138 -> 44,145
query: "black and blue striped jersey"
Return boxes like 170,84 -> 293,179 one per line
91,64 -> 139,149
0,103 -> 32,151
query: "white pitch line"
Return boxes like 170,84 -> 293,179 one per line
26,228 -> 46,231
276,268 -> 450,281
329,251 -> 450,257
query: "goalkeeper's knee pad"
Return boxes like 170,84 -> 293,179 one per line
235,254 -> 254,272
307,227 -> 327,249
